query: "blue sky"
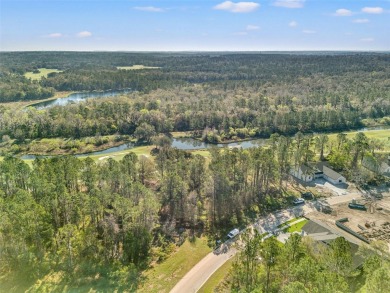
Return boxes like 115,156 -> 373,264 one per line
1,0 -> 389,51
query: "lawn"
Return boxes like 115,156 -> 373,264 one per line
284,219 -> 309,233
198,258 -> 233,293
138,237 -> 211,293
277,217 -> 301,228
24,68 -> 63,80
117,65 -> 160,70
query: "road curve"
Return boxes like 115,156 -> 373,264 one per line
170,245 -> 236,293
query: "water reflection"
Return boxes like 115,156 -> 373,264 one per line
30,89 -> 132,109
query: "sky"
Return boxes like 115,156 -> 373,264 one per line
0,0 -> 389,51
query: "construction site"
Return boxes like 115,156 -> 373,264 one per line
307,185 -> 390,246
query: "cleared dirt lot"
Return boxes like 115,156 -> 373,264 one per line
307,186 -> 390,245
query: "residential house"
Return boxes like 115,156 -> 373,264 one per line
290,162 -> 346,184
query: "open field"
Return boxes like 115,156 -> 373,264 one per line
24,68 -> 63,80
117,65 -> 160,70
138,237 -> 211,293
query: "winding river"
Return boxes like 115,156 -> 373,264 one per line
30,88 -> 132,109
20,137 -> 268,160
19,126 -> 390,160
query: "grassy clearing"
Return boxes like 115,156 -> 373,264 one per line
284,219 -> 309,233
24,68 -> 63,80
171,131 -> 193,138
138,237 -> 211,293
277,217 -> 300,228
117,65 -> 160,70
198,258 -> 233,293
327,129 -> 390,152
87,146 -> 155,162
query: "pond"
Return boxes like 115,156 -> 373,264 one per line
30,88 -> 132,109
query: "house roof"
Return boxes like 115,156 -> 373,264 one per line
302,219 -> 365,268
323,165 -> 344,180
300,164 -> 313,174
302,220 -> 330,234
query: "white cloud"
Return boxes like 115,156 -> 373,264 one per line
77,31 -> 92,38
360,38 -> 374,42
246,24 -> 260,30
353,18 -> 369,23
302,30 -> 316,34
47,33 -> 62,38
214,1 -> 260,13
134,6 -> 164,12
333,9 -> 352,16
233,31 -> 249,35
362,7 -> 383,14
289,21 -> 298,27
273,0 -> 305,8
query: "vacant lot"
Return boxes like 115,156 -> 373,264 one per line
308,188 -> 390,245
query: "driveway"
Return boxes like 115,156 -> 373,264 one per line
314,178 -> 348,196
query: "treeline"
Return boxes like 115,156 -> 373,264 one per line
229,232 -> 390,292
0,72 -> 55,102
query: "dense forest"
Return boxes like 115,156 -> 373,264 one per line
0,52 -> 389,141
1,131 -> 388,291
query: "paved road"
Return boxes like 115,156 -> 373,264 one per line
170,203 -> 317,293
170,245 -> 236,293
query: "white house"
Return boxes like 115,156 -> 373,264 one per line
291,162 -> 346,185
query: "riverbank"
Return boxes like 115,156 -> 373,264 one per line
1,126 -> 389,163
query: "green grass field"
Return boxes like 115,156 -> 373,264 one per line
327,129 -> 390,152
198,258 -> 233,293
117,65 -> 160,70
138,237 -> 211,293
284,219 -> 309,233
24,68 -> 63,80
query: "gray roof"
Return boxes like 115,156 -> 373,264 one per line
302,220 -> 330,234
300,164 -> 313,174
323,165 -> 344,180
316,162 -> 344,180
302,220 -> 365,268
